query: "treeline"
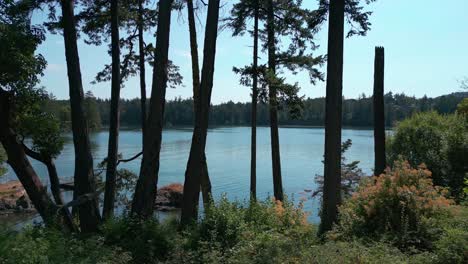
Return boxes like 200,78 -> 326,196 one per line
44,91 -> 467,129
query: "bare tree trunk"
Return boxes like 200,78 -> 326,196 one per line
373,47 -> 386,176
181,0 -> 220,224
266,0 -> 283,202
131,0 -> 173,218
319,0 -> 345,235
138,0 -> 147,136
60,0 -> 101,232
250,0 -> 259,201
103,0 -> 121,220
186,0 -> 212,207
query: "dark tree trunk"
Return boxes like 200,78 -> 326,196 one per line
22,144 -> 76,232
60,0 -> 101,232
103,0 -> 121,220
0,91 -> 59,227
266,0 -> 283,201
319,0 -> 345,235
250,0 -> 259,200
181,0 -> 220,224
186,0 -> 212,207
131,0 -> 173,218
138,0 -> 147,136
373,47 -> 386,176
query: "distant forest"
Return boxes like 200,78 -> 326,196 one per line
44,91 -> 467,130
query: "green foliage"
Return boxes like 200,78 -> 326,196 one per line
83,91 -> 102,131
313,139 -> 365,199
387,111 -> 468,201
335,161 -> 454,250
102,218 -> 177,263
457,98 -> 468,116
0,0 -> 46,92
0,226 -> 131,264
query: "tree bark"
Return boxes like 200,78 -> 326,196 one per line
181,0 -> 220,224
60,0 -> 101,232
250,0 -> 259,200
373,47 -> 386,176
131,0 -> 173,218
138,0 -> 147,136
266,0 -> 283,202
319,0 -> 345,235
0,90 -> 57,227
186,0 -> 212,207
103,0 -> 121,220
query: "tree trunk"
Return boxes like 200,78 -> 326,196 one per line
103,0 -> 121,220
0,91 -> 57,227
181,0 -> 220,224
266,0 -> 283,202
138,0 -> 147,136
373,47 -> 386,176
319,0 -> 345,235
186,0 -> 212,207
131,0 -> 173,218
250,0 -> 259,200
22,144 -> 76,232
60,0 -> 101,232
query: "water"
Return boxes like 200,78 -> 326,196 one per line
2,126 -> 377,224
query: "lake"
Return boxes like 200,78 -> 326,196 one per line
2,126 -> 378,223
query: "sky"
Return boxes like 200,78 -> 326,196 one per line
33,0 -> 468,104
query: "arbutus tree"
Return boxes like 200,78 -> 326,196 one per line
131,0 -> 174,219
181,0 -> 221,225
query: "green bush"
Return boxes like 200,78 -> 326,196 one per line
335,161 -> 454,250
102,217 -> 177,263
0,226 -> 131,264
387,111 -> 468,201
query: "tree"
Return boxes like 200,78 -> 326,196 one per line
228,0 -> 324,201
131,0 -> 174,218
316,0 -> 376,235
185,0 -> 212,206
181,0 -> 221,224
0,0 -> 73,230
102,0 -> 121,220
373,46 -> 385,176
59,0 -> 101,232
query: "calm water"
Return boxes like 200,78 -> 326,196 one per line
2,127 -> 377,223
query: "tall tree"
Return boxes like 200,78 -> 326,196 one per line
228,0 -> 324,200
103,0 -> 121,220
60,0 -> 101,232
250,0 -> 260,200
138,0 -> 147,135
320,0 -> 345,235
373,46 -> 385,176
317,0 -> 376,234
181,0 -> 221,224
186,0 -> 212,206
266,0 -> 283,201
131,0 -> 173,218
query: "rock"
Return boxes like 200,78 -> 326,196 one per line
155,183 -> 183,211
0,180 -> 34,214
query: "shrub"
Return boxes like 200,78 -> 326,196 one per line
102,218 -> 177,263
335,161 -> 454,250
386,111 -> 468,201
0,226 -> 131,264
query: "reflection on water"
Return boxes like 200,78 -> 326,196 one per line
3,127 -> 378,224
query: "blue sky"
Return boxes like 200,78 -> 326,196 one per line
33,0 -> 468,104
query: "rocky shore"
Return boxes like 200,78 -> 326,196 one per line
0,181 -> 34,216
0,181 -> 184,217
